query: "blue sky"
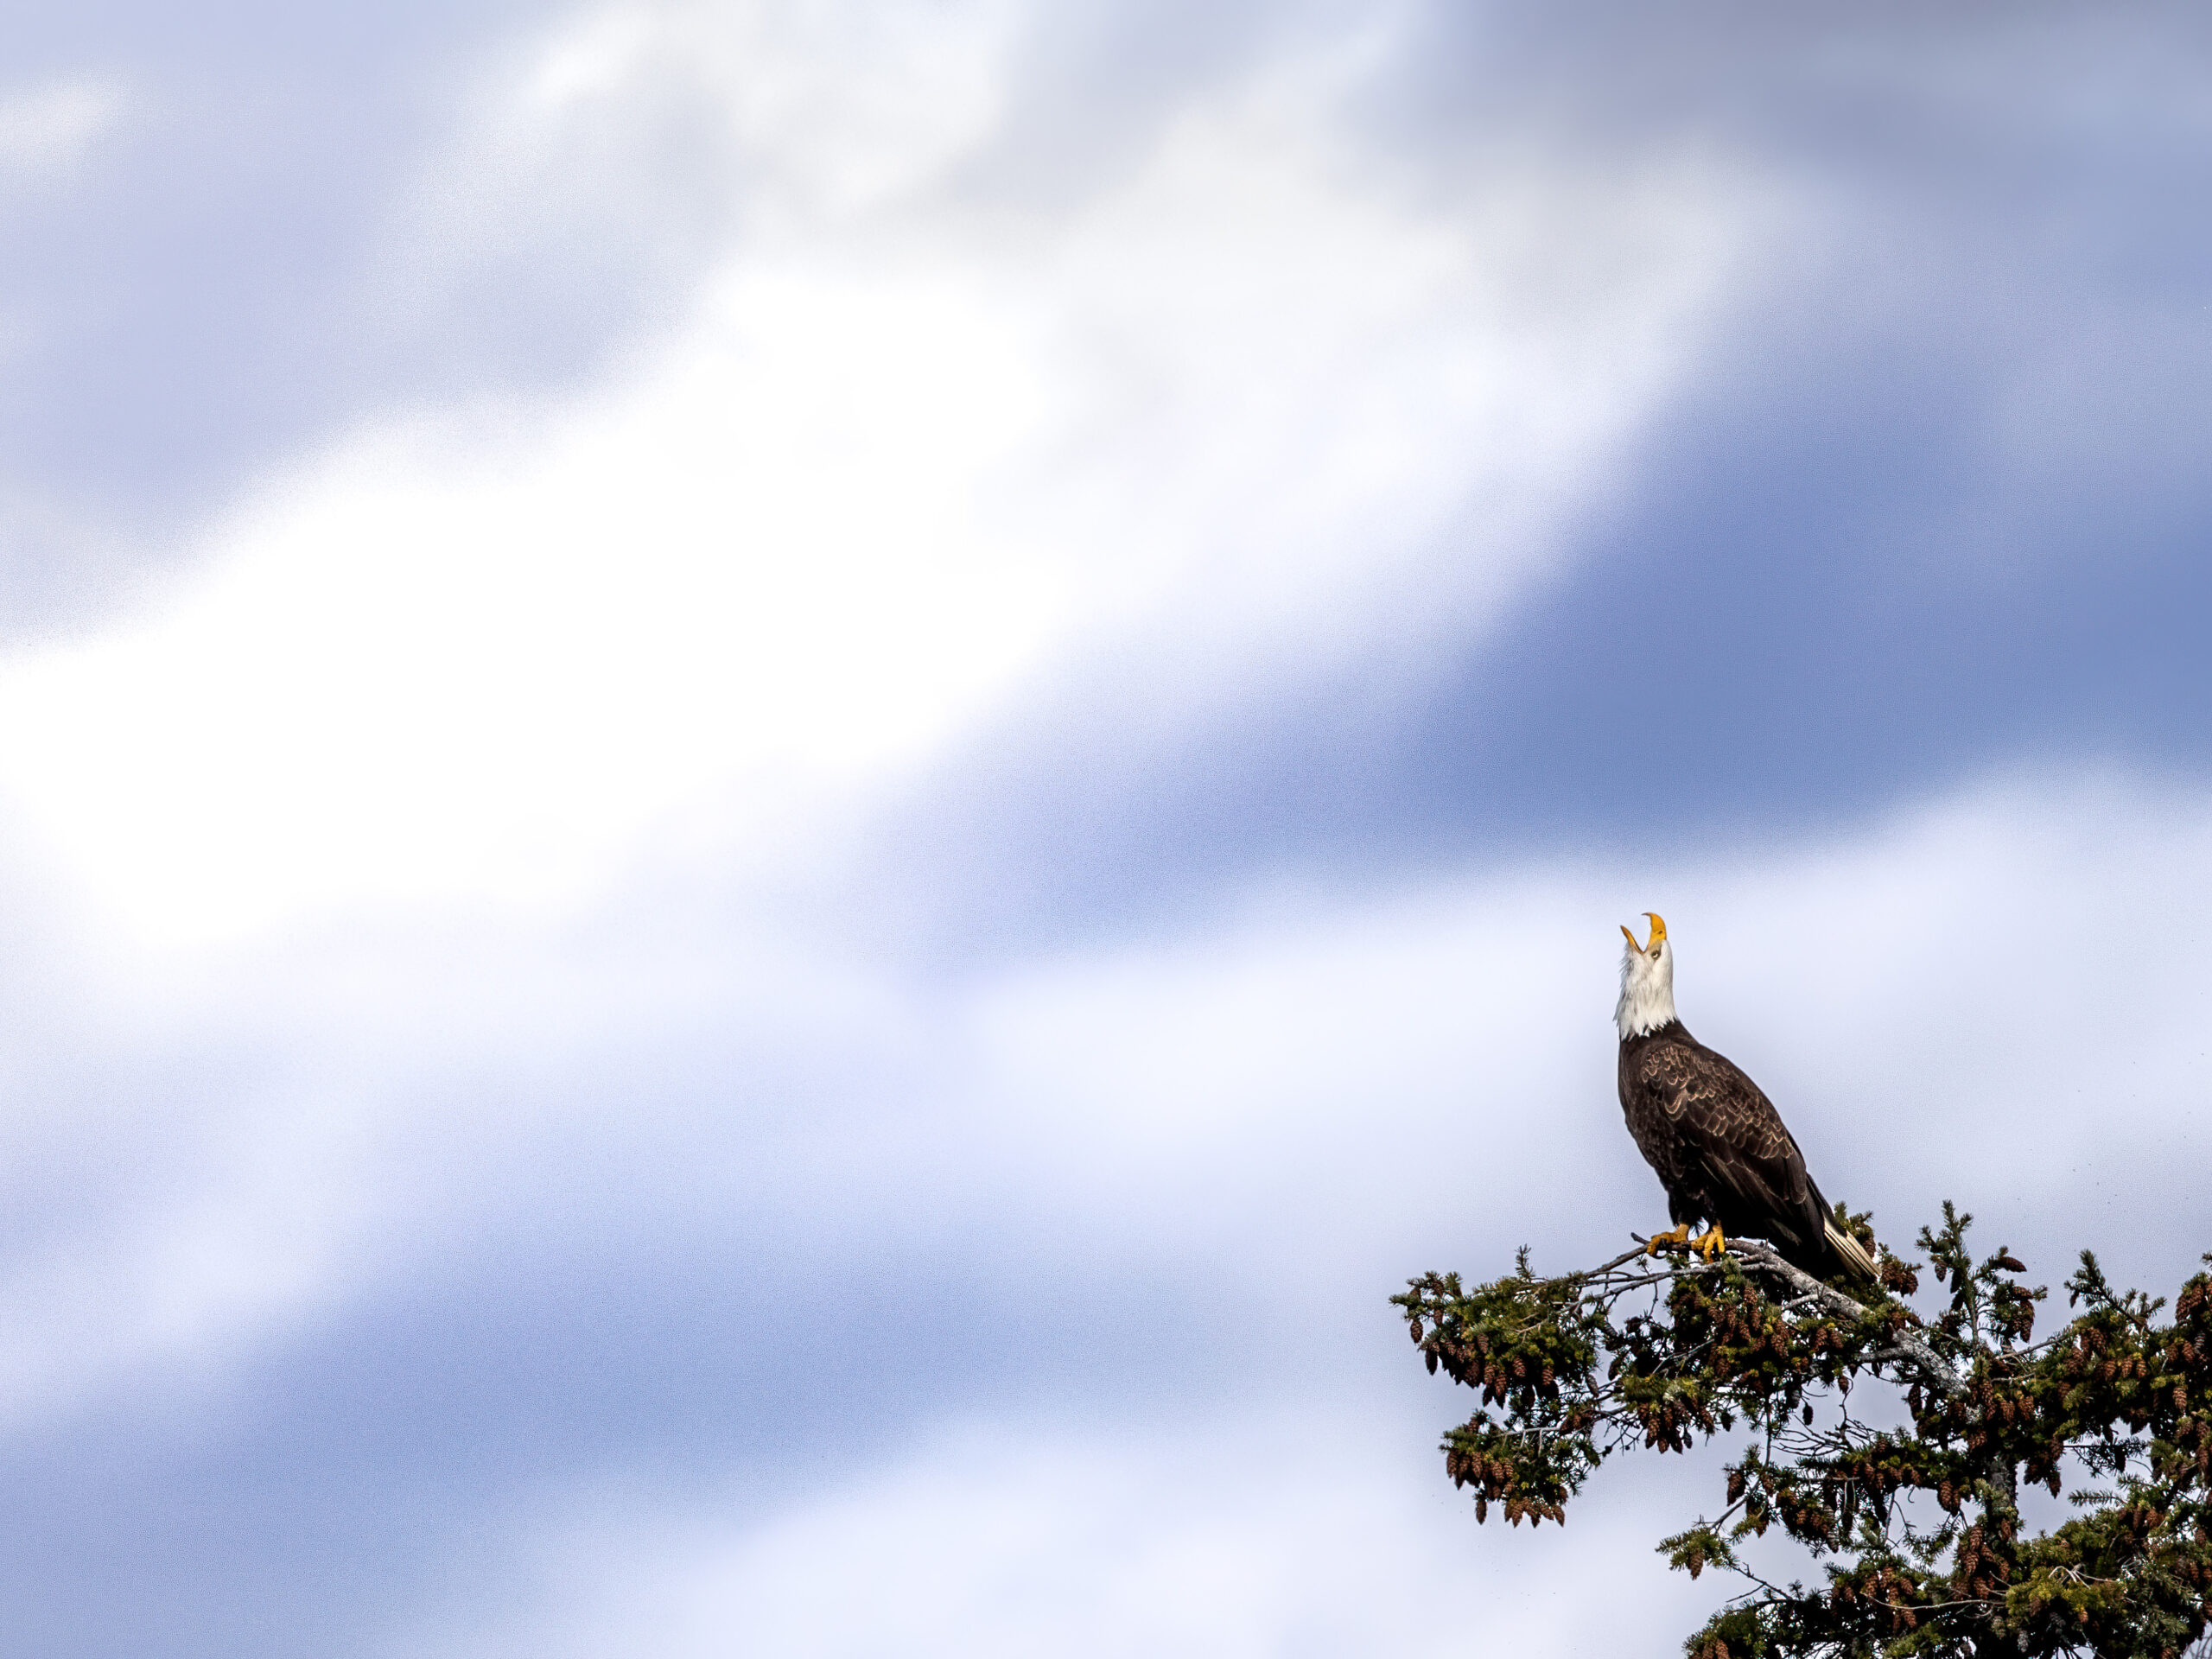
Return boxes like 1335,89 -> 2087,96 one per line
1,4 -> 2209,1654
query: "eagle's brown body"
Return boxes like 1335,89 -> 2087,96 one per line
1618,1017 -> 1866,1281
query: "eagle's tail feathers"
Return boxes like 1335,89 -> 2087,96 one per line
1824,1217 -> 1879,1287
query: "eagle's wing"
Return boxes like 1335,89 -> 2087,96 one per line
1628,1039 -> 1825,1258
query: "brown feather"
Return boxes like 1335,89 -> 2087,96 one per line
1619,1020 -> 1870,1282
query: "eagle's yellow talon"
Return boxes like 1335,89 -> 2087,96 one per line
1690,1224 -> 1726,1262
1645,1224 -> 1692,1256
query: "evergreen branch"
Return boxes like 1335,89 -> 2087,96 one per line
1395,1205 -> 2212,1657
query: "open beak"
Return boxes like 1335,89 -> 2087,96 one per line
1620,912 -> 1667,956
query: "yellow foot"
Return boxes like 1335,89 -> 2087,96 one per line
1644,1224 -> 1692,1256
1688,1224 -> 1727,1262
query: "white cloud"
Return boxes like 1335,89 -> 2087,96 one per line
0,263 -> 1067,944
273,767 -> 2212,1659
0,741 -> 2204,1659
0,3 -> 1743,950
403,1414 -> 1713,1659
1,764 -> 2196,1440
942,766 -> 2212,1306
0,74 -> 124,178
505,0 -> 1025,221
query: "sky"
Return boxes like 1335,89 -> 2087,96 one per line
0,3 -> 2209,1653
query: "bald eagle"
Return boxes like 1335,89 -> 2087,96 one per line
1617,913 -> 1877,1285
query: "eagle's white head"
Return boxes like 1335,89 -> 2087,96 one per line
1615,911 -> 1677,1039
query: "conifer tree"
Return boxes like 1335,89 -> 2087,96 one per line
1395,1208 -> 2212,1656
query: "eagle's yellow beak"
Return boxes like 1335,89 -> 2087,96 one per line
1620,912 -> 1667,955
